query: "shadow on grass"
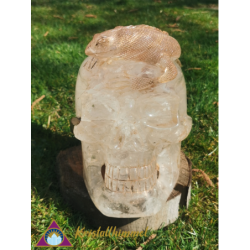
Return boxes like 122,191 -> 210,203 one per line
31,122 -> 97,229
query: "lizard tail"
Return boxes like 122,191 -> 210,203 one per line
158,57 -> 178,83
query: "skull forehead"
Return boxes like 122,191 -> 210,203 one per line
77,54 -> 190,148
82,83 -> 179,122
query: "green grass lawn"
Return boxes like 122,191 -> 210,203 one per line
31,0 -> 218,249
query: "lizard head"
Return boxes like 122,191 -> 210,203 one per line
85,30 -> 118,58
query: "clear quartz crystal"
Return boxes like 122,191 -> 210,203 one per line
74,27 -> 192,218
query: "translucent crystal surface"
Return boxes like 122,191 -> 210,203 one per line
74,25 -> 192,218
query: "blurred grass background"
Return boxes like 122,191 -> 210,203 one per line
31,0 -> 218,249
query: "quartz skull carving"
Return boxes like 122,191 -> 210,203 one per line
73,25 -> 192,218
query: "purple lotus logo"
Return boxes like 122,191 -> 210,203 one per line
35,220 -> 72,247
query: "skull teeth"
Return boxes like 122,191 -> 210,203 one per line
104,163 -> 157,193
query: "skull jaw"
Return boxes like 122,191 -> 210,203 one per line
96,185 -> 168,218
81,142 -> 180,218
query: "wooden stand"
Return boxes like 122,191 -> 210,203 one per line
56,146 -> 192,232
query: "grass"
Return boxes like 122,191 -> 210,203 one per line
31,0 -> 218,249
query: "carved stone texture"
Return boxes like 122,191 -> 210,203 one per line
56,146 -> 192,231
73,25 -> 192,218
